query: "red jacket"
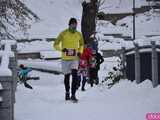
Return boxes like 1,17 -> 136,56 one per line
79,47 -> 92,68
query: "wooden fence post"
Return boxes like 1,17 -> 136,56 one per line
121,47 -> 126,78
151,41 -> 158,87
134,43 -> 141,84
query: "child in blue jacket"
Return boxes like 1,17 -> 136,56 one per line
18,64 -> 33,89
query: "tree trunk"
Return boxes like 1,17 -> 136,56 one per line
81,0 -> 98,44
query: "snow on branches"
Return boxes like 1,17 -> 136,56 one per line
0,0 -> 39,39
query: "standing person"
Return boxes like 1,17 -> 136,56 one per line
77,44 -> 92,91
89,50 -> 104,86
54,18 -> 84,102
94,50 -> 104,84
88,50 -> 97,87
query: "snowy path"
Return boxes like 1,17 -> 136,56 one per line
15,71 -> 110,120
15,62 -> 160,120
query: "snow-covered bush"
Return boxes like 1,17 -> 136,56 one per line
101,57 -> 124,89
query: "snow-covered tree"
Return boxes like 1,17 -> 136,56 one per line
0,0 -> 39,39
81,0 -> 106,45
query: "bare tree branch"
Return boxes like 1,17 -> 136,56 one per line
0,0 -> 40,39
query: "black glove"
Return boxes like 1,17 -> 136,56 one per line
77,52 -> 81,57
62,48 -> 68,52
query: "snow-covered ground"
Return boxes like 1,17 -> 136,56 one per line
15,57 -> 160,120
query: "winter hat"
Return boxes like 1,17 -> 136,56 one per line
19,64 -> 24,69
69,18 -> 77,25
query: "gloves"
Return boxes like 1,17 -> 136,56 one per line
77,52 -> 81,57
62,48 -> 68,52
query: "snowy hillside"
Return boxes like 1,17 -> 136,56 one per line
97,11 -> 160,38
15,0 -> 160,39
100,0 -> 148,13
16,0 -> 83,39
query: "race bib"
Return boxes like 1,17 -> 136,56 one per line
65,49 -> 76,56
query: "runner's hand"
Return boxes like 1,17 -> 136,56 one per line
77,52 -> 81,57
62,48 -> 68,52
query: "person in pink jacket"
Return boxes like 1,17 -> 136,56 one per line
77,44 -> 92,91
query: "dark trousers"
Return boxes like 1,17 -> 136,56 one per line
77,75 -> 87,89
89,68 -> 99,86
64,69 -> 78,96
19,76 -> 33,89
24,82 -> 33,89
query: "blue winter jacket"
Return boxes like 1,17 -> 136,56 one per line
19,68 -> 32,78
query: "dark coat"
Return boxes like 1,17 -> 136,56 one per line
95,52 -> 104,70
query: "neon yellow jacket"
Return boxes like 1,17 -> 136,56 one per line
54,29 -> 84,60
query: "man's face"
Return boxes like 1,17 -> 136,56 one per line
69,23 -> 77,30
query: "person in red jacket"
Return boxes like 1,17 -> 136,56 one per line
89,50 -> 104,87
77,44 -> 92,91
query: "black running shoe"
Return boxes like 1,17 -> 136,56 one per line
81,87 -> 85,91
71,95 -> 78,103
65,92 -> 70,100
